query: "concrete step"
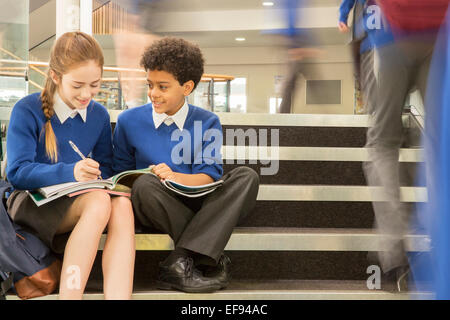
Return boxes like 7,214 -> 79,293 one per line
240,201 -> 376,228
222,147 -> 424,186
6,280 -> 433,300
256,185 -> 427,202
107,113 -> 413,147
221,146 -> 423,162
224,161 -> 423,186
99,228 -> 430,252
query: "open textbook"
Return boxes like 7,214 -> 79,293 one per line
27,167 -> 224,207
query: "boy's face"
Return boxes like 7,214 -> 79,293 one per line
146,70 -> 194,116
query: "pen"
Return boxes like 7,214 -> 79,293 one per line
68,140 -> 86,160
69,140 -> 102,180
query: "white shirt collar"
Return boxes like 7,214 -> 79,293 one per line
53,92 -> 87,124
152,100 -> 189,130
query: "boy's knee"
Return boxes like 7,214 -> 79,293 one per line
131,174 -> 165,206
233,166 -> 260,187
132,174 -> 160,194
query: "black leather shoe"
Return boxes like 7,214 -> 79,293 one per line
203,254 -> 231,289
156,256 -> 222,293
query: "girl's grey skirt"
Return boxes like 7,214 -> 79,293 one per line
7,190 -> 78,254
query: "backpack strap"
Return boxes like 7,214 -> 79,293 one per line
0,180 -> 12,200
0,271 -> 12,297
0,180 -> 14,296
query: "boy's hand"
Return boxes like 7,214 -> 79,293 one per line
74,159 -> 102,182
151,163 -> 178,182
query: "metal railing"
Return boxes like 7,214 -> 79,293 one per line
0,56 -> 234,111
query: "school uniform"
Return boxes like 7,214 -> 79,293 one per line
361,11 -> 435,274
5,92 -> 113,253
112,100 -> 259,265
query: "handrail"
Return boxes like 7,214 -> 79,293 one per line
29,34 -> 56,52
0,48 -> 45,78
0,48 -> 47,91
0,72 -> 24,77
29,1 -> 112,52
1,59 -> 235,83
93,0 -> 111,10
1,58 -> 234,101
28,80 -> 44,90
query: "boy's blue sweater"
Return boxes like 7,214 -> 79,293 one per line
112,103 -> 223,181
6,92 -> 113,190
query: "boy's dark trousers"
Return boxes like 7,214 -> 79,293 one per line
131,166 -> 260,264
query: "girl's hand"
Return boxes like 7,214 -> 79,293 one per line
152,163 -> 178,181
74,159 -> 102,181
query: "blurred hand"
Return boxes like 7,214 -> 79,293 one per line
338,22 -> 349,33
74,159 -> 101,181
151,163 -> 178,181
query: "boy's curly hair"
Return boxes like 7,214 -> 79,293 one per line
140,37 -> 204,90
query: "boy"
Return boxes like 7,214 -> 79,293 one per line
112,37 -> 259,293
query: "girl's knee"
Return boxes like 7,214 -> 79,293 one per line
109,196 -> 135,226
79,191 -> 112,223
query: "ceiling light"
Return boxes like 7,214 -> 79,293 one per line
262,2 -> 274,6
235,37 -> 246,41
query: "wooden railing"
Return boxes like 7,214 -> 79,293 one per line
93,0 -> 132,35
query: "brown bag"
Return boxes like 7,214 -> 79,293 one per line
14,259 -> 62,300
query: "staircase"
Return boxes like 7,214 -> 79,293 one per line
5,111 -> 432,300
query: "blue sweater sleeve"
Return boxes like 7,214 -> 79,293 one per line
339,0 -> 356,23
6,101 -> 76,190
92,109 -> 114,179
191,114 -> 223,181
112,113 -> 137,174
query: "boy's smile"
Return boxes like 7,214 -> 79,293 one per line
146,70 -> 194,116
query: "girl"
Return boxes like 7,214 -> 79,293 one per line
6,32 -> 135,300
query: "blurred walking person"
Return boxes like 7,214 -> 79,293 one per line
363,0 -> 449,291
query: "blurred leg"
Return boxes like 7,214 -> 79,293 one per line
363,44 -> 411,273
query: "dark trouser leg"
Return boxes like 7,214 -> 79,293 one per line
131,174 -> 196,244
131,167 -> 259,264
351,40 -> 362,89
177,167 -> 260,264
359,49 -> 375,115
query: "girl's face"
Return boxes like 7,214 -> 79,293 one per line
52,60 -> 102,110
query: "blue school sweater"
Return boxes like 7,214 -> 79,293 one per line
112,103 -> 223,181
339,0 -> 394,53
6,92 -> 113,190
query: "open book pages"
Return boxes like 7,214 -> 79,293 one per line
162,179 -> 224,198
36,167 -> 153,199
37,180 -> 113,198
28,166 -> 224,206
